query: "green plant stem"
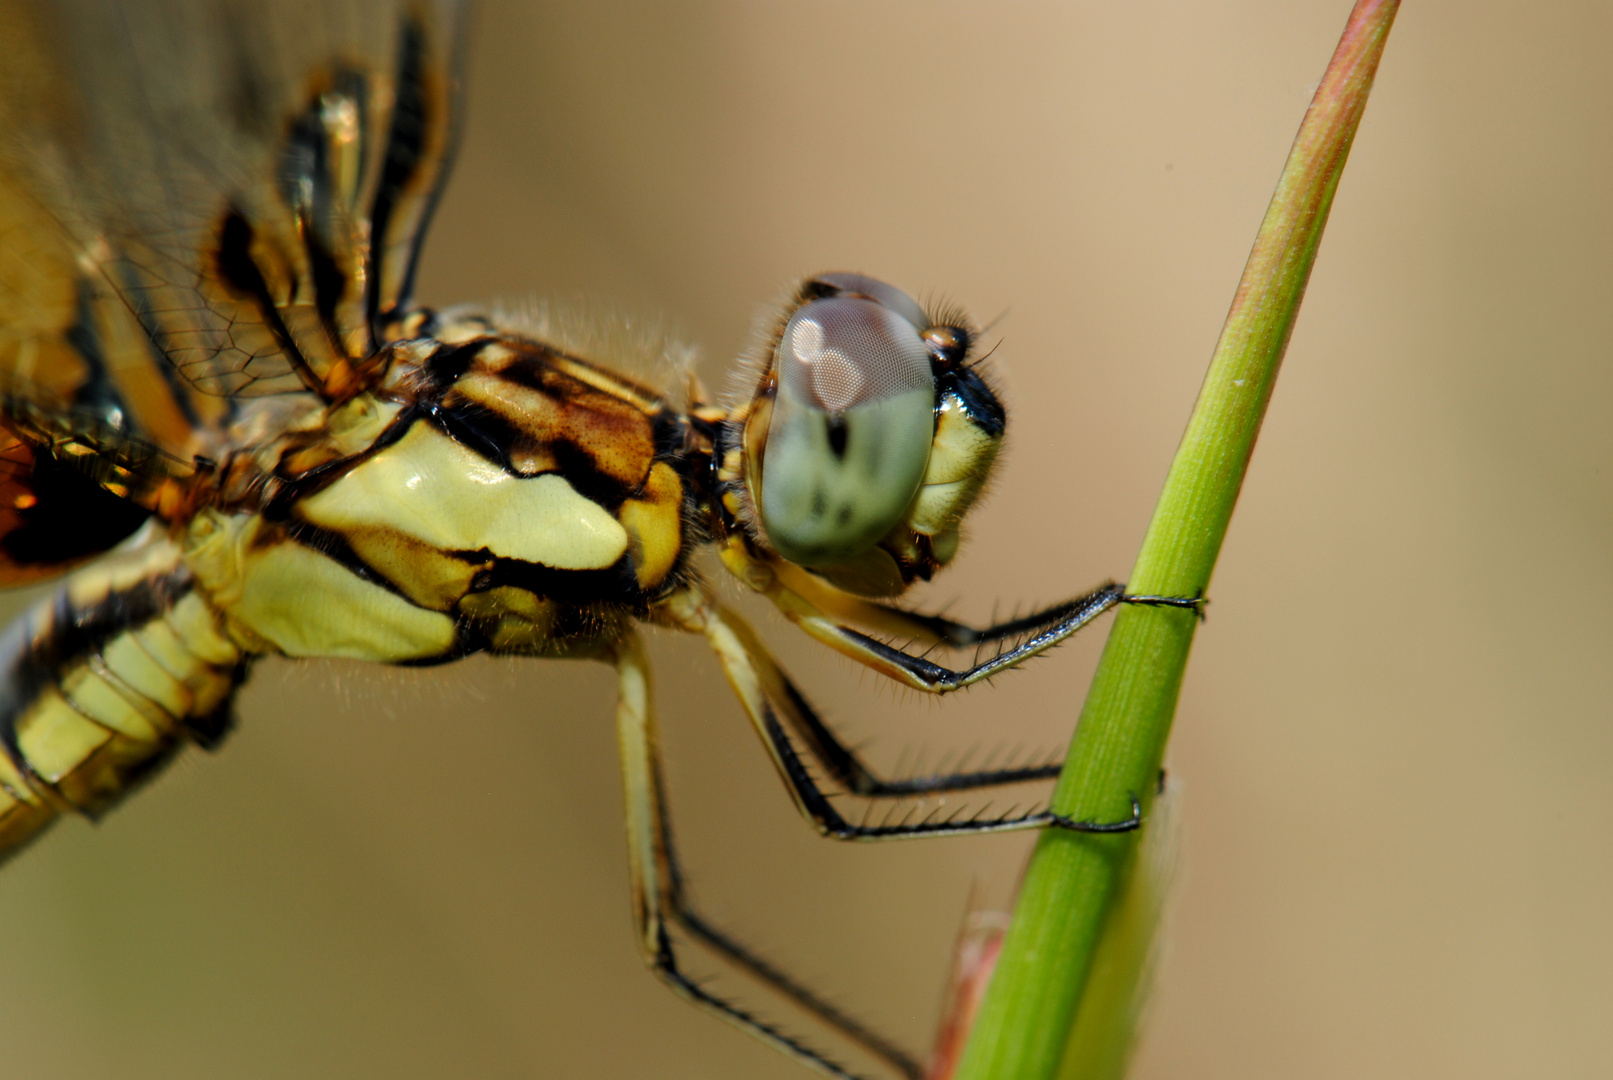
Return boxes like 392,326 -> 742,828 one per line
950,3 -> 1400,1078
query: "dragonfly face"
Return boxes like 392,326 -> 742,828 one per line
738,273 -> 1003,592
0,4 -> 1197,1078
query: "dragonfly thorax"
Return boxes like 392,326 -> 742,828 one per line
180,318 -> 698,664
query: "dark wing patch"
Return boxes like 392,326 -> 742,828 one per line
0,421 -> 151,586
368,11 -> 463,339
0,0 -> 466,463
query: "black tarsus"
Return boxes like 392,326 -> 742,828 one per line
1124,592 -> 1208,621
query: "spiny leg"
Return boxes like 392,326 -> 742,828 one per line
651,755 -> 925,1079
731,607 -> 1066,797
701,571 -> 1197,798
695,600 -> 1142,841
869,590 -> 1204,649
767,558 -> 1203,652
611,630 -> 920,1080
756,563 -> 1201,693
805,590 -> 1202,692
770,672 -> 1064,797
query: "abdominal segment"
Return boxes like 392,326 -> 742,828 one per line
0,542 -> 246,861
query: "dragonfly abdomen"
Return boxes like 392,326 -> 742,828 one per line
0,541 -> 246,861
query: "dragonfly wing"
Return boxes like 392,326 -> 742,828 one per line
0,0 -> 465,584
0,0 -> 466,461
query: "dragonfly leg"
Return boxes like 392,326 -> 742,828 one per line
769,667 -> 1065,797
751,549 -> 1203,654
699,599 -> 1061,796
610,630 -> 919,1080
740,557 -> 1202,693
695,602 -> 1142,841
860,589 -> 1205,648
786,584 -> 1198,692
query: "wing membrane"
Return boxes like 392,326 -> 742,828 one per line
0,0 -> 465,461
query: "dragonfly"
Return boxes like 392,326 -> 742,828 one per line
0,2 -> 1200,1077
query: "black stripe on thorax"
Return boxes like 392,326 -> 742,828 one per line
279,519 -> 439,619
421,336 -> 495,386
473,555 -> 646,609
286,515 -> 652,622
648,407 -> 716,555
419,397 -> 639,512
264,403 -> 429,512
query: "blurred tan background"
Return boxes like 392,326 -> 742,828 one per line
1,2 -> 1609,1078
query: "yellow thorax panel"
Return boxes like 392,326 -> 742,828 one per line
618,462 -> 684,592
296,422 -> 630,572
183,510 -> 458,662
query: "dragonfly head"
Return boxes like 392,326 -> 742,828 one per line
734,274 -> 1005,597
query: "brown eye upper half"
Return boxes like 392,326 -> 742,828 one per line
752,282 -> 939,569
776,295 -> 932,414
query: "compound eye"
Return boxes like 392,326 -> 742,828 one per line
757,291 -> 936,567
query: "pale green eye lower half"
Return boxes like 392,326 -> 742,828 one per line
758,292 -> 935,567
